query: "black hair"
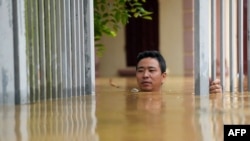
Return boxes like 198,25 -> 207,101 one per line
136,50 -> 167,73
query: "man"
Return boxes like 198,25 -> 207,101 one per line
136,50 -> 222,93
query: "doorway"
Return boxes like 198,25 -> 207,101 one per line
125,0 -> 159,67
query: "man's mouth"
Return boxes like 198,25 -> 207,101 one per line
141,81 -> 152,85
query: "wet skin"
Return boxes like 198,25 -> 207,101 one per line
136,57 -> 167,92
136,57 -> 222,94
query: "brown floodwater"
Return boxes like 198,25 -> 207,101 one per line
1,77 -> 250,141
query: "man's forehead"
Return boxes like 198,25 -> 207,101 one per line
137,58 -> 160,67
137,65 -> 157,68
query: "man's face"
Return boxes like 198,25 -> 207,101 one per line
136,57 -> 167,92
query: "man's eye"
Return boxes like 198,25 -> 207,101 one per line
149,70 -> 156,72
137,69 -> 144,72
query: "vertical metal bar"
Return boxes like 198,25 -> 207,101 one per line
247,0 -> 250,91
27,0 -> 35,102
12,0 -> 21,104
50,0 -> 57,99
33,0 -> 40,102
38,0 -> 47,100
61,0 -> 68,97
211,0 -> 216,81
194,0 -> 210,95
56,0 -> 62,98
220,0 -> 225,93
12,0 -> 29,104
76,0 -> 82,95
44,0 -> 52,100
229,0 -> 236,92
84,0 -> 96,94
238,0 -> 244,92
71,0 -> 77,96
80,0 -> 85,94
65,0 -> 72,97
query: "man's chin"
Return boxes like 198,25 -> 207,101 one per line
140,87 -> 153,92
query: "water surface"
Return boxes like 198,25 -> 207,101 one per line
0,77 -> 250,141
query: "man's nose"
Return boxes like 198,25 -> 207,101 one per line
143,71 -> 149,77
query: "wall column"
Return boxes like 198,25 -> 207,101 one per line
0,0 -> 29,104
183,0 -> 194,76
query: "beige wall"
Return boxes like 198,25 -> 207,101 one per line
159,0 -> 183,76
98,27 -> 126,77
98,0 -> 184,77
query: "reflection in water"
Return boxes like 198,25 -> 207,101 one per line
196,93 -> 250,141
0,96 -> 99,141
126,92 -> 164,113
28,96 -> 99,141
125,93 -> 165,141
197,96 -> 217,141
0,105 -> 29,141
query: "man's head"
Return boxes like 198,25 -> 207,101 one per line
136,50 -> 167,92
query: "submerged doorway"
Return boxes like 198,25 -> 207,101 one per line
125,0 -> 159,67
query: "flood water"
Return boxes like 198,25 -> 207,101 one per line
1,77 -> 250,141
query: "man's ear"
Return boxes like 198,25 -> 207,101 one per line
162,72 -> 167,77
161,72 -> 167,83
